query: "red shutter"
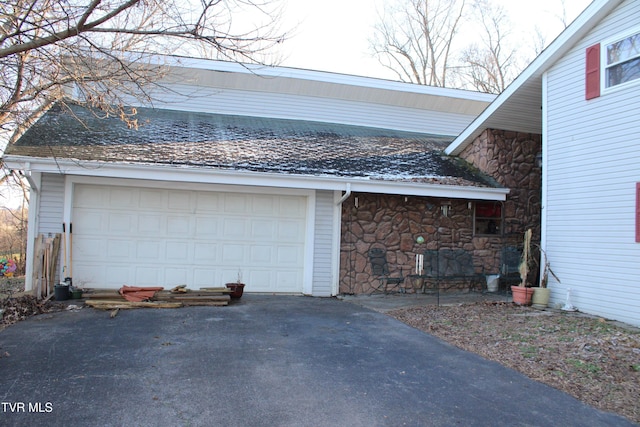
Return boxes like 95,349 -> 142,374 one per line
585,44 -> 601,100
636,183 -> 640,242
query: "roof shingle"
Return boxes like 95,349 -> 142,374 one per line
6,103 -> 501,188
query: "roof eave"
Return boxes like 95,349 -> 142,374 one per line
4,156 -> 509,201
445,0 -> 624,156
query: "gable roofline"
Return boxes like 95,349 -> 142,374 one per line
445,0 -> 623,156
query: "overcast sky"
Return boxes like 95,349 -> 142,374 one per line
277,0 -> 593,80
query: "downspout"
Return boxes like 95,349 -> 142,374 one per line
540,72 -> 549,288
334,183 -> 352,295
22,165 -> 41,292
22,163 -> 39,194
336,183 -> 352,205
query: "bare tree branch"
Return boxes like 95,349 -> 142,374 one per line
0,0 -> 287,148
370,0 -> 467,86
456,0 -> 520,94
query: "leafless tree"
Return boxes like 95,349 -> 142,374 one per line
532,0 -> 574,56
0,202 -> 28,275
371,0 -> 582,94
370,0 -> 467,86
0,0 -> 287,145
457,0 -> 519,94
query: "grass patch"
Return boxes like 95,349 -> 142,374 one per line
566,358 -> 602,374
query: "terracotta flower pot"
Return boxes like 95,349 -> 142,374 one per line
511,286 -> 534,306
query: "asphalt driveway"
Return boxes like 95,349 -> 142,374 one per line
0,295 -> 635,427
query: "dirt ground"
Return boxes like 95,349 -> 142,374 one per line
0,277 -> 56,333
388,301 -> 640,425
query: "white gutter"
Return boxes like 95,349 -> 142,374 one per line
4,156 -> 509,201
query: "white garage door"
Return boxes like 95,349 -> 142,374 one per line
71,184 -> 307,293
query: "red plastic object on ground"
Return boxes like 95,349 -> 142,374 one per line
119,285 -> 164,302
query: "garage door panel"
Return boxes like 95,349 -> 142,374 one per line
277,246 -> 303,265
279,197 -> 306,217
222,218 -> 247,239
110,188 -> 135,207
73,184 -> 306,292
195,193 -> 220,211
74,211 -> 105,232
276,271 -> 301,290
278,220 -> 305,241
194,242 -> 216,261
139,215 -> 163,234
74,237 -> 105,260
195,217 -> 219,237
222,244 -> 245,263
167,241 -> 191,260
74,185 -> 105,208
251,195 -> 275,214
167,216 -> 191,235
135,267 -> 159,286
105,266 -> 129,285
168,191 -> 192,211
249,245 -> 274,264
108,213 -> 134,233
107,239 -> 132,259
165,268 -> 189,284
247,269 -> 272,291
251,219 -> 276,239
224,194 -> 248,213
193,269 -> 218,287
136,241 -> 161,259
140,189 -> 164,208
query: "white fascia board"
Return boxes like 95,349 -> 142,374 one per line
4,156 -> 508,201
445,0 -> 623,156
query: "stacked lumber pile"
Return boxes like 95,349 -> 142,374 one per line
84,286 -> 232,310
32,234 -> 62,300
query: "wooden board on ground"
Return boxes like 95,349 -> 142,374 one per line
154,292 -> 230,300
84,291 -> 124,300
82,287 -> 232,308
199,287 -> 232,293
175,301 -> 229,307
85,300 -> 182,309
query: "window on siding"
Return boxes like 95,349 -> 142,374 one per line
474,202 -> 502,236
604,30 -> 640,89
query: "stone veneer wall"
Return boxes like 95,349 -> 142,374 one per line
339,129 -> 542,294
460,129 -> 542,246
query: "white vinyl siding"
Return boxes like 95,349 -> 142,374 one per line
140,84 -> 474,137
38,173 -> 64,235
312,190 -> 336,296
544,0 -> 640,327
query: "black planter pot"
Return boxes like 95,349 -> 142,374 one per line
54,284 -> 70,301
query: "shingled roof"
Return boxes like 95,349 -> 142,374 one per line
6,103 -> 501,188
